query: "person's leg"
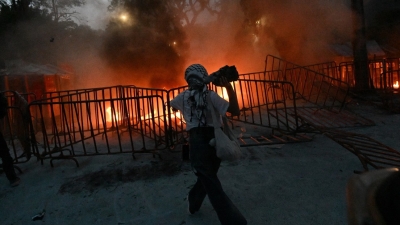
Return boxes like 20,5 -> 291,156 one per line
188,176 -> 207,214
188,127 -> 246,224
188,127 -> 213,213
0,132 -> 18,182
197,171 -> 247,225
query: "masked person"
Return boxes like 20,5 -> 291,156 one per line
0,92 -> 20,187
170,64 -> 247,225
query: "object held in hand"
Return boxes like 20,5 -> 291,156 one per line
205,65 -> 239,86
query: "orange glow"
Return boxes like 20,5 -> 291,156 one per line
119,13 -> 129,23
106,106 -> 121,122
141,111 -> 155,120
171,111 -> 181,119
394,81 -> 399,89
170,111 -> 185,125
216,88 -> 229,100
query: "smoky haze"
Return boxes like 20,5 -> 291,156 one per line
86,0 -> 399,89
1,0 -> 357,89
101,0 -> 188,89
100,0 -> 354,87
233,0 -> 353,66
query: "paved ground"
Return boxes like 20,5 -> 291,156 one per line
1,98 -> 400,225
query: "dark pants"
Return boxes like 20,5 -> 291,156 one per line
188,127 -> 247,225
0,131 -> 17,181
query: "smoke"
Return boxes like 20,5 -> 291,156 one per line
92,0 -> 399,88
75,0 -> 111,30
167,0 -> 354,77
234,0 -> 353,65
87,0 -> 356,88
0,0 -> 360,91
101,0 -> 188,88
183,0 -> 261,74
0,4 -> 116,90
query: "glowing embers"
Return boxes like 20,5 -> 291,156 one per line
394,81 -> 399,89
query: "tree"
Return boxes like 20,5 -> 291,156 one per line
366,0 -> 400,56
103,0 -> 191,88
0,0 -> 85,22
34,0 -> 85,23
102,0 -> 229,87
0,0 -> 100,66
167,0 -> 222,27
352,0 -> 370,91
108,0 -> 223,28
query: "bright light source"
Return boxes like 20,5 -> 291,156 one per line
119,14 -> 128,22
394,81 -> 399,89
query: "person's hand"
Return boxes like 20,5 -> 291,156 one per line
217,76 -> 230,88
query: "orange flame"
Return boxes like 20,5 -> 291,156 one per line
171,111 -> 184,124
216,88 -> 229,100
106,106 -> 121,122
141,110 -> 155,120
394,81 -> 399,89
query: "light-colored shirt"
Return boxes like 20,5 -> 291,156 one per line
170,90 -> 229,131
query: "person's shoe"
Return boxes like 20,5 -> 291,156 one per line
10,177 -> 20,187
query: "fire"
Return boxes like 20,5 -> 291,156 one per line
394,81 -> 399,89
170,110 -> 185,125
106,106 -> 121,122
141,111 -> 155,120
216,88 -> 229,100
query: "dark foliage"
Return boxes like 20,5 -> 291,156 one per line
102,0 -> 189,88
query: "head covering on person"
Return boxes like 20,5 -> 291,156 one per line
185,64 -> 208,83
184,64 -> 209,126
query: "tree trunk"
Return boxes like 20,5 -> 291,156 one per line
351,0 -> 370,92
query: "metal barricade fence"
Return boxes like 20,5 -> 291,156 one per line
232,79 -> 299,133
328,59 -> 400,91
41,85 -> 137,99
28,86 -> 168,166
337,62 -> 355,86
265,55 -> 350,110
0,91 -> 31,164
303,61 -> 340,80
165,80 -> 300,140
28,81 -> 303,160
304,59 -> 400,113
6,72 -> 311,165
369,59 -> 400,90
166,86 -> 189,148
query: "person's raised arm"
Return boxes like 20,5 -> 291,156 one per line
218,77 -> 240,117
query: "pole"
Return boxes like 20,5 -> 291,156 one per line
351,0 -> 370,92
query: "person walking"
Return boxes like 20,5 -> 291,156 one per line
170,64 -> 247,225
0,92 -> 20,187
